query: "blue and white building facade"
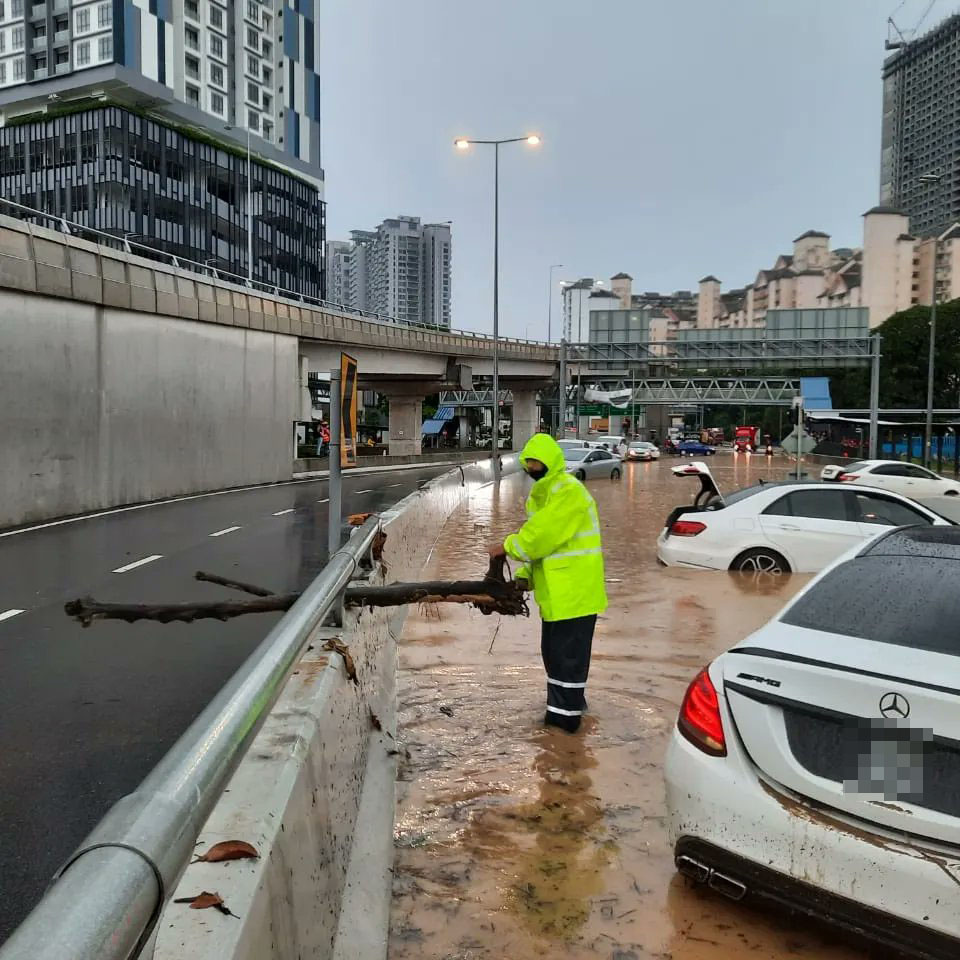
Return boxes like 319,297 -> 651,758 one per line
0,0 -> 325,295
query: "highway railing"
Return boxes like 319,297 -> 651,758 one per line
0,517 -> 382,960
0,197 -> 553,348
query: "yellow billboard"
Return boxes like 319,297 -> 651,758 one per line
340,352 -> 358,468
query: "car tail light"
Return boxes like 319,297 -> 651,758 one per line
670,520 -> 706,536
678,667 -> 726,756
838,474 -> 859,482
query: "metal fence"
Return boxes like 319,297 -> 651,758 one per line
0,517 -> 382,960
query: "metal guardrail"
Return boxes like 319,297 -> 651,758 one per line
0,517 -> 381,960
0,197 -> 553,348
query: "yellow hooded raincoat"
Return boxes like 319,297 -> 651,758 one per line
504,434 -> 608,622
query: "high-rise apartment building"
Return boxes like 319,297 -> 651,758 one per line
325,216 -> 451,327
0,0 -> 325,296
880,13 -> 960,237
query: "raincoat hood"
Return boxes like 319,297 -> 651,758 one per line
518,433 -> 566,480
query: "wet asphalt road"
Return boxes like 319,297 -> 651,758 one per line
0,465 -> 448,944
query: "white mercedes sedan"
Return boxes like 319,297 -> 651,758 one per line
656,461 -> 950,573
665,525 -> 960,957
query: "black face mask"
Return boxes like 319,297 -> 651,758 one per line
526,465 -> 548,482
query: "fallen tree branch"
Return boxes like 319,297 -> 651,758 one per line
64,594 -> 300,627
63,553 -> 528,627
343,580 -> 527,617
195,571 -> 275,597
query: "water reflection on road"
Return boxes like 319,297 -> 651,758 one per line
389,453 -> 871,959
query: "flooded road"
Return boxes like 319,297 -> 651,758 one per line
388,454 -> 873,960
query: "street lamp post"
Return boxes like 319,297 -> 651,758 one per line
919,173 -> 943,468
454,134 -> 541,482
548,263 -> 563,342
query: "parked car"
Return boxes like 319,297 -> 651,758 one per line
585,435 -> 626,451
626,441 -> 661,462
665,525 -> 960,957
557,438 -> 589,450
563,446 -> 622,481
656,461 -> 951,573
673,439 -> 717,457
822,460 -> 960,497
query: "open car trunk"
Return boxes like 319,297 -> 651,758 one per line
662,461 -> 724,534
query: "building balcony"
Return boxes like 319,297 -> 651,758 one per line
52,0 -> 67,11
29,3 -> 46,17
54,28 -> 68,43
33,66 -> 47,78
32,34 -> 47,50
54,59 -> 68,73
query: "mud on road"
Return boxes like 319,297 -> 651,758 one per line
388,455 -> 875,959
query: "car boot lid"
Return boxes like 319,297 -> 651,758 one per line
670,460 -> 723,507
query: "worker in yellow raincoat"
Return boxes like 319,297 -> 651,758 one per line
489,433 -> 607,732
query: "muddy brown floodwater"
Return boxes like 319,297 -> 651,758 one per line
388,454 -> 874,960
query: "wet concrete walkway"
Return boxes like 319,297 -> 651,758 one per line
388,455 -> 874,959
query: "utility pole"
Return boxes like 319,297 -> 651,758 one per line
558,338 -> 567,438
869,334 -> 881,458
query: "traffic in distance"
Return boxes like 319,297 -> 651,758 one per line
562,428 -> 960,957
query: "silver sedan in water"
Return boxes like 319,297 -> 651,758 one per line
564,446 -> 622,481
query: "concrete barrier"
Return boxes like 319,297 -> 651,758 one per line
151,456 -> 519,960
0,290 -> 298,529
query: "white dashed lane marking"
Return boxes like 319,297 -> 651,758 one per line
272,509 -> 295,516
113,555 -> 163,574
0,609 -> 25,623
387,483 -> 403,488
355,490 -> 373,495
209,526 -> 242,537
317,498 -> 329,503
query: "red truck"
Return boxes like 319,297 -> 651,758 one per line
734,425 -> 759,453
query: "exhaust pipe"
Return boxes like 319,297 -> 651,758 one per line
676,855 -> 748,902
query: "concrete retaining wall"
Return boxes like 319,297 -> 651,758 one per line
151,457 -> 518,960
0,290 -> 297,528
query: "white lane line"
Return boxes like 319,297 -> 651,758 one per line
113,554 -> 163,574
355,489 -> 373,495
0,477 -> 325,540
387,483 -> 403,488
317,498 -> 329,503
272,508 -> 295,516
0,609 -> 25,623
209,526 -> 242,537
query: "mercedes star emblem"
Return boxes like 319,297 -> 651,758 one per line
879,692 -> 910,719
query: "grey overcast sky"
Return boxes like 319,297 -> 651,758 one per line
319,0 -> 941,338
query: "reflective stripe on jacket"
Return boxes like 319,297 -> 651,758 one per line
504,433 -> 607,622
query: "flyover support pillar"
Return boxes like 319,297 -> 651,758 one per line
458,414 -> 471,449
387,395 -> 424,457
511,389 -> 539,452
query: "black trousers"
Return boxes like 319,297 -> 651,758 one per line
541,614 -> 597,732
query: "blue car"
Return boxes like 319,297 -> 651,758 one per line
673,440 -> 716,456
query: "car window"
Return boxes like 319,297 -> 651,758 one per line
563,448 -> 586,462
585,452 -> 599,462
871,464 -> 910,476
781,556 -> 960,656
905,465 -> 938,480
597,450 -> 612,461
854,492 -> 934,526
763,489 -> 849,522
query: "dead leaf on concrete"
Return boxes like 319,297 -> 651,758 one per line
173,891 -> 239,917
191,840 -> 259,864
323,638 -> 358,683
